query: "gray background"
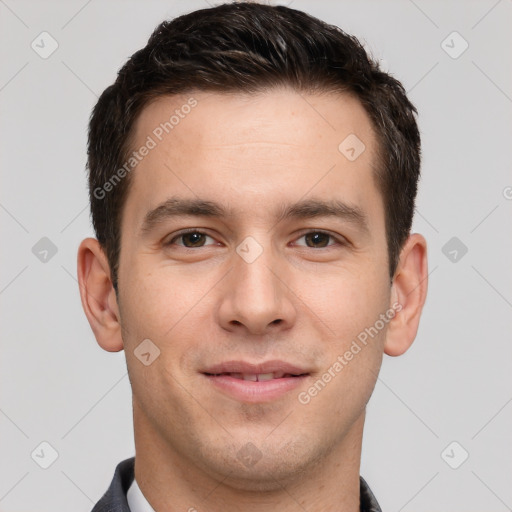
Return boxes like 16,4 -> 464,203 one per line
1,0 -> 511,510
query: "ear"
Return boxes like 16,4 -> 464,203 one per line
384,233 -> 428,357
77,237 -> 124,352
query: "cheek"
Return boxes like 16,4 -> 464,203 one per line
296,268 -> 389,432
300,263 -> 389,394
299,261 -> 390,341
119,263 -> 202,341
119,264 -> 219,387
119,269 -> 208,419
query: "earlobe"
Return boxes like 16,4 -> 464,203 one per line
77,238 -> 124,352
384,233 -> 428,357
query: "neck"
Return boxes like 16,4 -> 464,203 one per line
133,401 -> 365,512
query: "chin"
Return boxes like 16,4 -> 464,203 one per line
199,437 -> 321,491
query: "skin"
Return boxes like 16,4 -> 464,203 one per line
78,88 -> 428,511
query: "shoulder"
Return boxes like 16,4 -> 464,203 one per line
91,457 -> 135,512
360,476 -> 382,512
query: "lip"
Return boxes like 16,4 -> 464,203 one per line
203,359 -> 309,375
201,360 -> 310,403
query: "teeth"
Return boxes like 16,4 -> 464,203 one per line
226,372 -> 286,381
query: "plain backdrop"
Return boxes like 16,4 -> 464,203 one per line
1,1 -> 511,511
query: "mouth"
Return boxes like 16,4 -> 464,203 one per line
204,371 -> 306,381
201,360 -> 310,403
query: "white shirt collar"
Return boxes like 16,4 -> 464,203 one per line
127,477 -> 156,512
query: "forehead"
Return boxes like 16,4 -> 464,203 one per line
123,88 -> 382,229
135,88 -> 375,155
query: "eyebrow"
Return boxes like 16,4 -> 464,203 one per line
140,197 -> 369,235
141,198 -> 227,234
275,198 -> 369,234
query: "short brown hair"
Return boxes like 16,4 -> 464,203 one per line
87,1 -> 421,290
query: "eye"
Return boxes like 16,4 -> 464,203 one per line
166,230 -> 217,248
294,231 -> 340,248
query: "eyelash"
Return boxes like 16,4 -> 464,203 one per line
165,229 -> 345,249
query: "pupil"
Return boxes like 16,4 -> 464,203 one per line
306,232 -> 329,248
184,233 -> 204,247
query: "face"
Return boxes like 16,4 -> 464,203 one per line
115,89 -> 393,487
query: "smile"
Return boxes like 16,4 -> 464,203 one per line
201,361 -> 310,403
205,371 -> 302,381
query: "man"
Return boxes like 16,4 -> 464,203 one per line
78,2 -> 428,511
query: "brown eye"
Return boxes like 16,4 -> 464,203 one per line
181,232 -> 207,247
303,232 -> 333,248
167,231 -> 216,248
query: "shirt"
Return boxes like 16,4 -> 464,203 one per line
127,478 -> 156,512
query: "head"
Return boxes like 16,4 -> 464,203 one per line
79,1 -> 427,493
87,2 -> 420,289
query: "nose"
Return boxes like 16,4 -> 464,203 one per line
216,243 -> 297,336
